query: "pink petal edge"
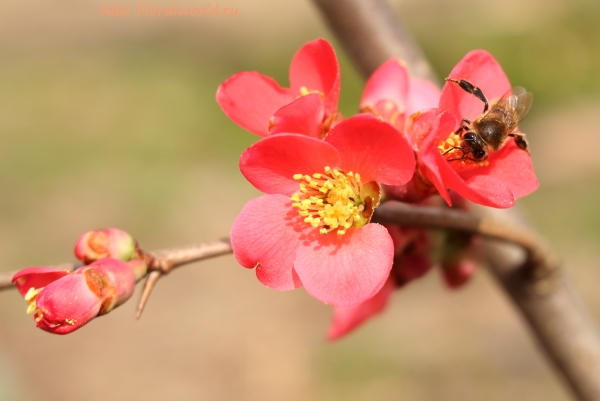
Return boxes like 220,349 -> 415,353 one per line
294,223 -> 394,307
325,114 -> 415,185
240,133 -> 342,196
230,194 -> 304,291
217,71 -> 295,137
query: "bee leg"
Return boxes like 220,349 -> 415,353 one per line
509,132 -> 529,153
446,156 -> 466,163
445,78 -> 489,113
443,146 -> 463,156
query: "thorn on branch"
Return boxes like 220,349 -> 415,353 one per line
136,270 -> 162,319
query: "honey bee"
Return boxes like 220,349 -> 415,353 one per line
445,78 -> 533,162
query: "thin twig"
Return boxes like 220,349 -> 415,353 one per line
311,0 -> 600,400
147,238 -> 232,274
1,239 -> 233,319
0,263 -> 78,291
135,238 -> 232,317
373,201 -> 559,291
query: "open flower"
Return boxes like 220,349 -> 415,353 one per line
217,39 -> 340,138
231,114 -> 415,307
387,50 -> 538,208
327,224 -> 433,339
12,258 -> 138,334
360,58 -> 440,131
327,275 -> 396,340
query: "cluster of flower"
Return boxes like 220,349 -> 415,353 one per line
11,39 -> 538,338
217,39 -> 538,339
12,229 -> 146,334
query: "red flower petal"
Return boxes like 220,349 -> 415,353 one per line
230,195 -> 304,291
418,112 -> 458,205
240,134 -> 341,195
324,114 -> 415,185
12,267 -> 70,297
217,72 -> 295,137
35,274 -> 102,334
435,151 -> 515,207
83,258 -> 137,310
404,108 -> 439,152
461,141 -> 539,199
289,39 -> 340,116
327,275 -> 396,340
406,78 -> 441,116
360,59 -> 409,113
269,93 -> 325,138
294,223 -> 394,307
439,50 -> 511,121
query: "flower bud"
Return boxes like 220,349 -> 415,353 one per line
394,253 -> 432,286
441,260 -> 476,289
125,258 -> 147,282
12,258 -> 136,334
75,228 -> 136,264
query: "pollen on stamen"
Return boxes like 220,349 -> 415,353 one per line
26,302 -> 38,314
24,287 -> 42,302
23,287 -> 43,315
290,166 -> 374,236
438,132 -> 489,166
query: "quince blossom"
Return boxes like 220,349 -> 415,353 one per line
327,224 -> 433,339
360,58 -> 440,130
12,258 -> 140,334
387,50 -> 538,208
217,39 -> 340,138
231,115 -> 415,307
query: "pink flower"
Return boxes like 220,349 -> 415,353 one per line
388,50 -> 538,208
360,58 -> 440,131
231,114 -> 415,307
327,224 -> 433,339
217,39 -> 340,138
12,258 -> 137,334
328,275 -> 396,340
74,228 -> 137,264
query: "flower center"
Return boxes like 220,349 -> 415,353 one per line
290,166 -> 380,235
360,100 -> 404,127
438,132 -> 489,166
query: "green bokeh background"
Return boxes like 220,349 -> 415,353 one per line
1,1 -> 599,400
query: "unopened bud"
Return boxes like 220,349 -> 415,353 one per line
441,260 -> 476,289
12,258 -> 137,334
75,228 -> 136,264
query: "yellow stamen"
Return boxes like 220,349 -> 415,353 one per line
438,132 -> 489,167
24,287 -> 42,302
23,287 -> 43,315
290,166 -> 376,236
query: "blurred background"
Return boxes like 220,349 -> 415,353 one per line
1,0 -> 599,400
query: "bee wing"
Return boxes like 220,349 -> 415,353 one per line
502,86 -> 533,131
